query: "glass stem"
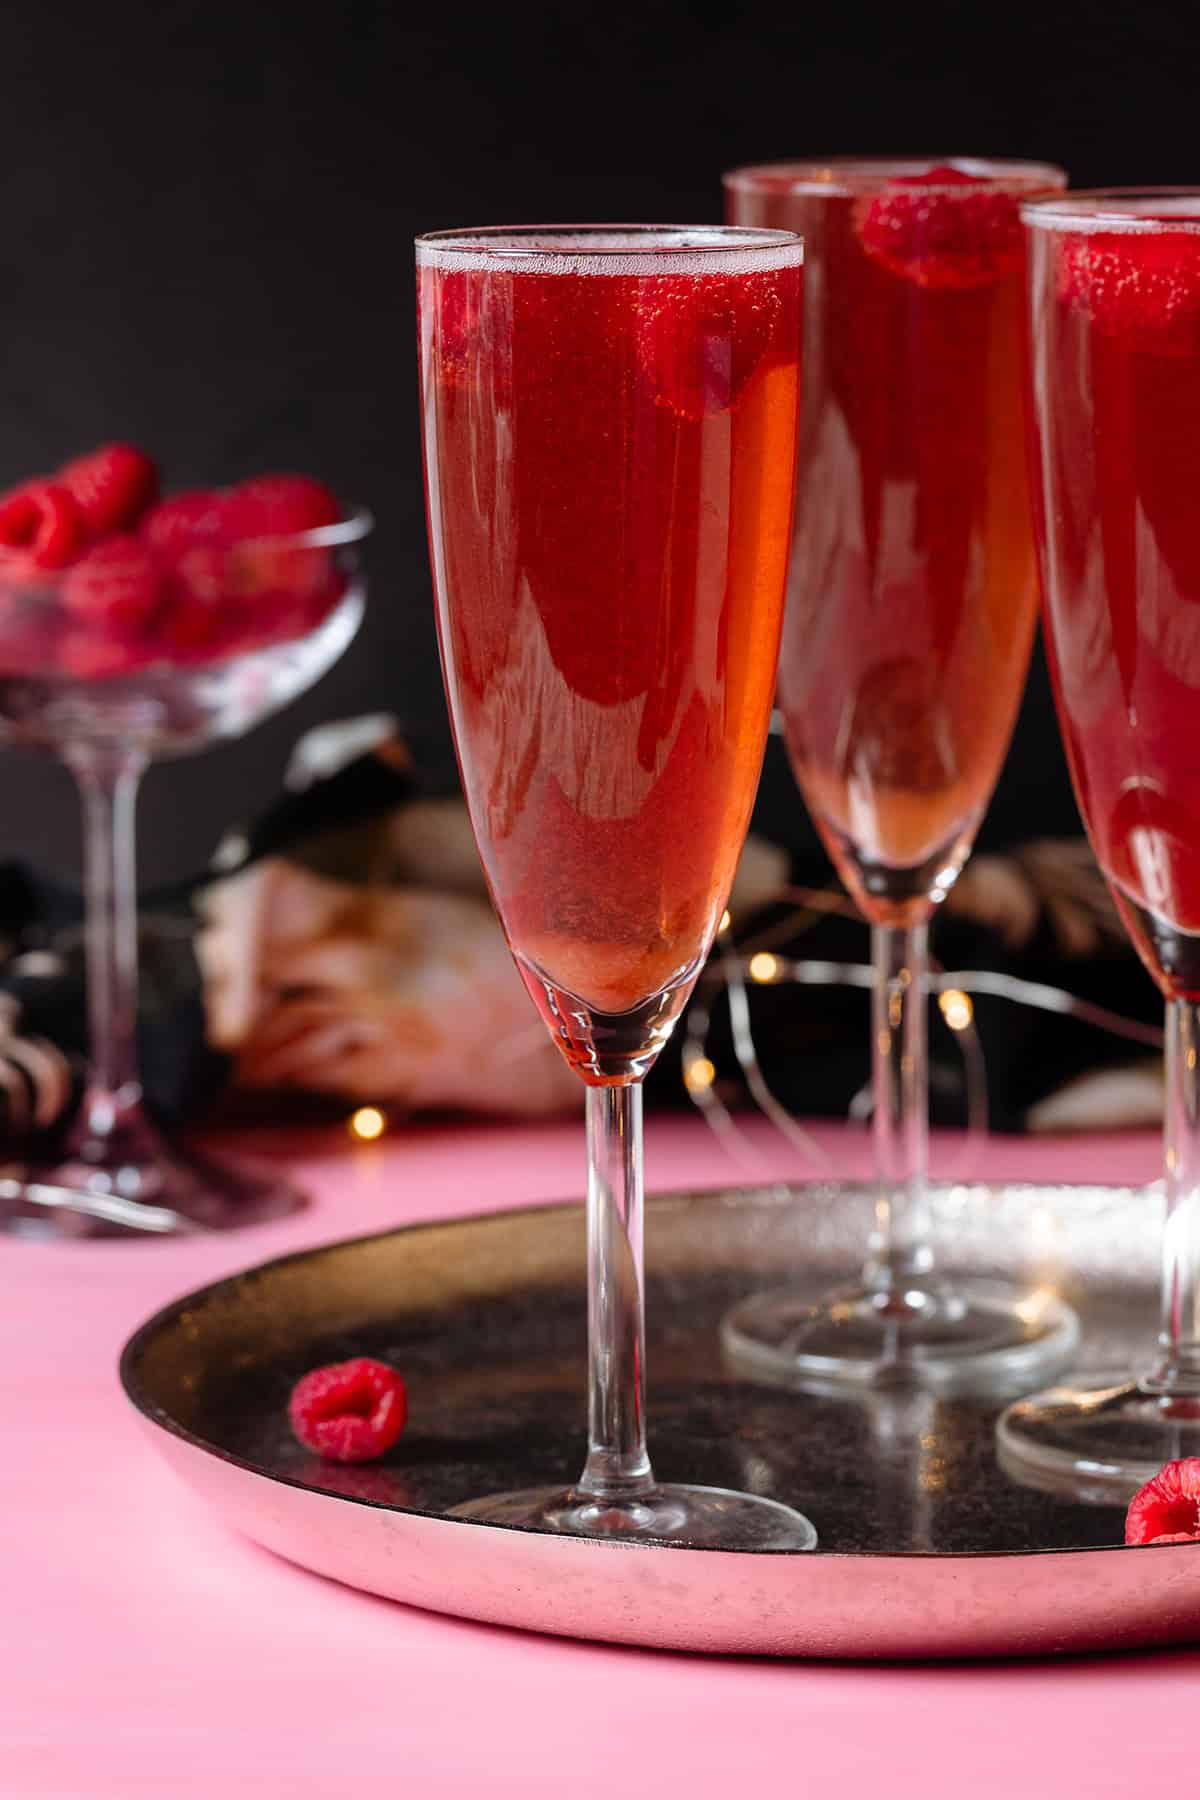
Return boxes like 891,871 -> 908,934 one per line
576,1083 -> 655,1501
863,921 -> 934,1298
67,746 -> 147,1148
1147,998 -> 1200,1394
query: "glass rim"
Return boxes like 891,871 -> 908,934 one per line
1021,187 -> 1200,233
723,156 -> 1066,198
414,224 -> 804,271
244,503 -> 374,550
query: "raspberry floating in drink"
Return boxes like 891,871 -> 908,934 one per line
1125,1458 -> 1200,1544
289,1357 -> 409,1463
1058,232 -> 1200,356
854,164 -> 1024,290
637,278 -> 784,420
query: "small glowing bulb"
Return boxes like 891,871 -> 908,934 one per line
685,1056 -> 717,1093
748,952 -> 780,984
350,1106 -> 386,1141
718,909 -> 731,933
939,988 -> 973,1032
1015,1285 -> 1057,1326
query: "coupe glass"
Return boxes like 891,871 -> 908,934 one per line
0,509 -> 369,1236
417,224 -> 816,1547
999,191 -> 1200,1499
721,157 -> 1079,1395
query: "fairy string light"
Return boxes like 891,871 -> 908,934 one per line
683,898 -> 1163,1176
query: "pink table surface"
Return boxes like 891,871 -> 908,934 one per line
3,1113 -> 1192,1799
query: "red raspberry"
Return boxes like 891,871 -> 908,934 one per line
140,489 -> 233,559
152,598 -> 223,665
1125,1457 -> 1200,1544
158,597 -> 254,667
855,166 -> 1023,290
149,540 -> 241,665
172,539 -> 229,605
637,272 -> 789,421
1058,232 -> 1200,357
157,539 -> 325,668
221,476 -> 342,638
288,1357 -> 408,1463
57,443 -> 159,535
135,476 -> 345,667
0,481 -> 86,572
61,534 -> 169,636
222,474 -> 342,539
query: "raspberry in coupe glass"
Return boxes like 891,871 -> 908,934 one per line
0,450 -> 370,1235
723,158 -> 1078,1395
999,192 -> 1200,1499
418,225 -> 816,1547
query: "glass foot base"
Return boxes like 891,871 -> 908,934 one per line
448,1482 -> 818,1549
0,1136 -> 304,1238
721,1277 -> 1079,1399
997,1374 -> 1200,1504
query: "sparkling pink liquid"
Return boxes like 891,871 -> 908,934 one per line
731,167 -> 1055,921
418,246 -> 802,1073
1031,218 -> 1200,995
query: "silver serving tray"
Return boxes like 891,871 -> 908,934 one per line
120,1179 -> 1200,1659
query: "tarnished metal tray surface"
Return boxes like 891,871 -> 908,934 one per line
120,1179 -> 1200,1659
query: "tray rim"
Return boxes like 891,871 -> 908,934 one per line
119,1178 -> 1195,1564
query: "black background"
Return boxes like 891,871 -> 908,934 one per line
3,0 -> 1196,891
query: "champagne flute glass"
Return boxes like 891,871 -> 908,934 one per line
721,157 -> 1079,1395
999,190 -> 1200,1499
417,224 -> 817,1547
0,508 -> 369,1236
